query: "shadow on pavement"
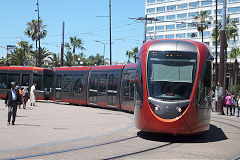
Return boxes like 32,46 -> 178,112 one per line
137,124 -> 227,143
15,124 -> 41,127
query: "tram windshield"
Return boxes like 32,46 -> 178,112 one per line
147,51 -> 197,100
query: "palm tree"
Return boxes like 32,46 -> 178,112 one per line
132,47 -> 138,63
87,53 -> 104,66
70,36 -> 85,65
212,15 -> 239,43
126,50 -> 133,63
49,53 -> 60,68
17,41 -> 32,66
230,47 -> 240,94
193,11 -> 211,42
8,49 -> 26,66
65,51 -> 73,67
25,19 -> 47,51
31,47 -> 51,67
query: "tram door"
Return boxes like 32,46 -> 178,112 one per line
89,74 -> 98,104
108,74 -> 118,106
55,74 -> 62,101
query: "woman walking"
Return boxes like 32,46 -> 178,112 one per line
22,87 -> 29,109
30,83 -> 36,106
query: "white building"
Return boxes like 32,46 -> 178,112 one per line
145,0 -> 240,59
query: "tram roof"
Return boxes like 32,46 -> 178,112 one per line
91,65 -> 125,71
124,63 -> 137,69
0,66 -> 48,71
54,66 -> 91,71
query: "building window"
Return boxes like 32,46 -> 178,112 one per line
202,31 -> 211,37
147,0 -> 155,4
166,15 -> 176,20
157,6 -> 165,12
189,2 -> 199,8
166,24 -> 175,30
156,35 -> 164,39
201,0 -> 212,6
206,10 -> 212,15
177,23 -> 187,29
176,33 -> 186,38
147,8 -> 155,14
165,34 -> 174,39
177,13 -> 187,19
187,32 -> 198,38
229,0 -> 240,2
157,0 -> 166,3
156,26 -> 164,31
167,5 -> 176,11
178,3 -> 188,10
156,16 -> 165,21
147,26 -> 154,32
228,7 -> 240,14
189,12 -> 199,18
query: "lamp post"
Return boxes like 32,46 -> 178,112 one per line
95,40 -> 107,65
36,0 -> 40,67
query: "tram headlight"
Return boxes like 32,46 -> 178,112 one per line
155,106 -> 160,111
149,102 -> 160,112
176,107 -> 182,113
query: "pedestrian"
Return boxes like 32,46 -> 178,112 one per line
22,87 -> 29,109
225,93 -> 233,116
209,87 -> 214,112
30,83 -> 36,106
232,94 -> 236,116
5,82 -> 22,125
237,96 -> 240,117
16,85 -> 22,109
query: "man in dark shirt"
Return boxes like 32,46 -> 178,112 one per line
5,82 -> 22,125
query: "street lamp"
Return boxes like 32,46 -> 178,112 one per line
95,40 -> 107,65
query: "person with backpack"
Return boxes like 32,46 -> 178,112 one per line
232,94 -> 237,116
225,93 -> 233,116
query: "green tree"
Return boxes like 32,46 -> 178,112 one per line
25,19 -> 47,50
126,50 -> 133,63
87,53 -> 104,66
49,53 -> 60,68
70,36 -> 85,65
126,47 -> 138,63
212,15 -> 239,43
31,47 -> 51,67
193,11 -> 211,42
17,41 -> 32,66
132,47 -> 138,63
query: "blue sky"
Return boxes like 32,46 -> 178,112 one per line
0,0 -> 145,63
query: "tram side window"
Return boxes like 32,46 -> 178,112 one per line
8,74 -> 20,88
62,75 -> 73,92
0,73 -> 7,89
99,74 -> 108,95
90,74 -> 98,91
122,70 -> 136,98
108,74 -> 118,93
197,61 -> 212,106
22,74 -> 30,86
33,74 -> 42,90
43,75 -> 53,91
74,75 -> 84,93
